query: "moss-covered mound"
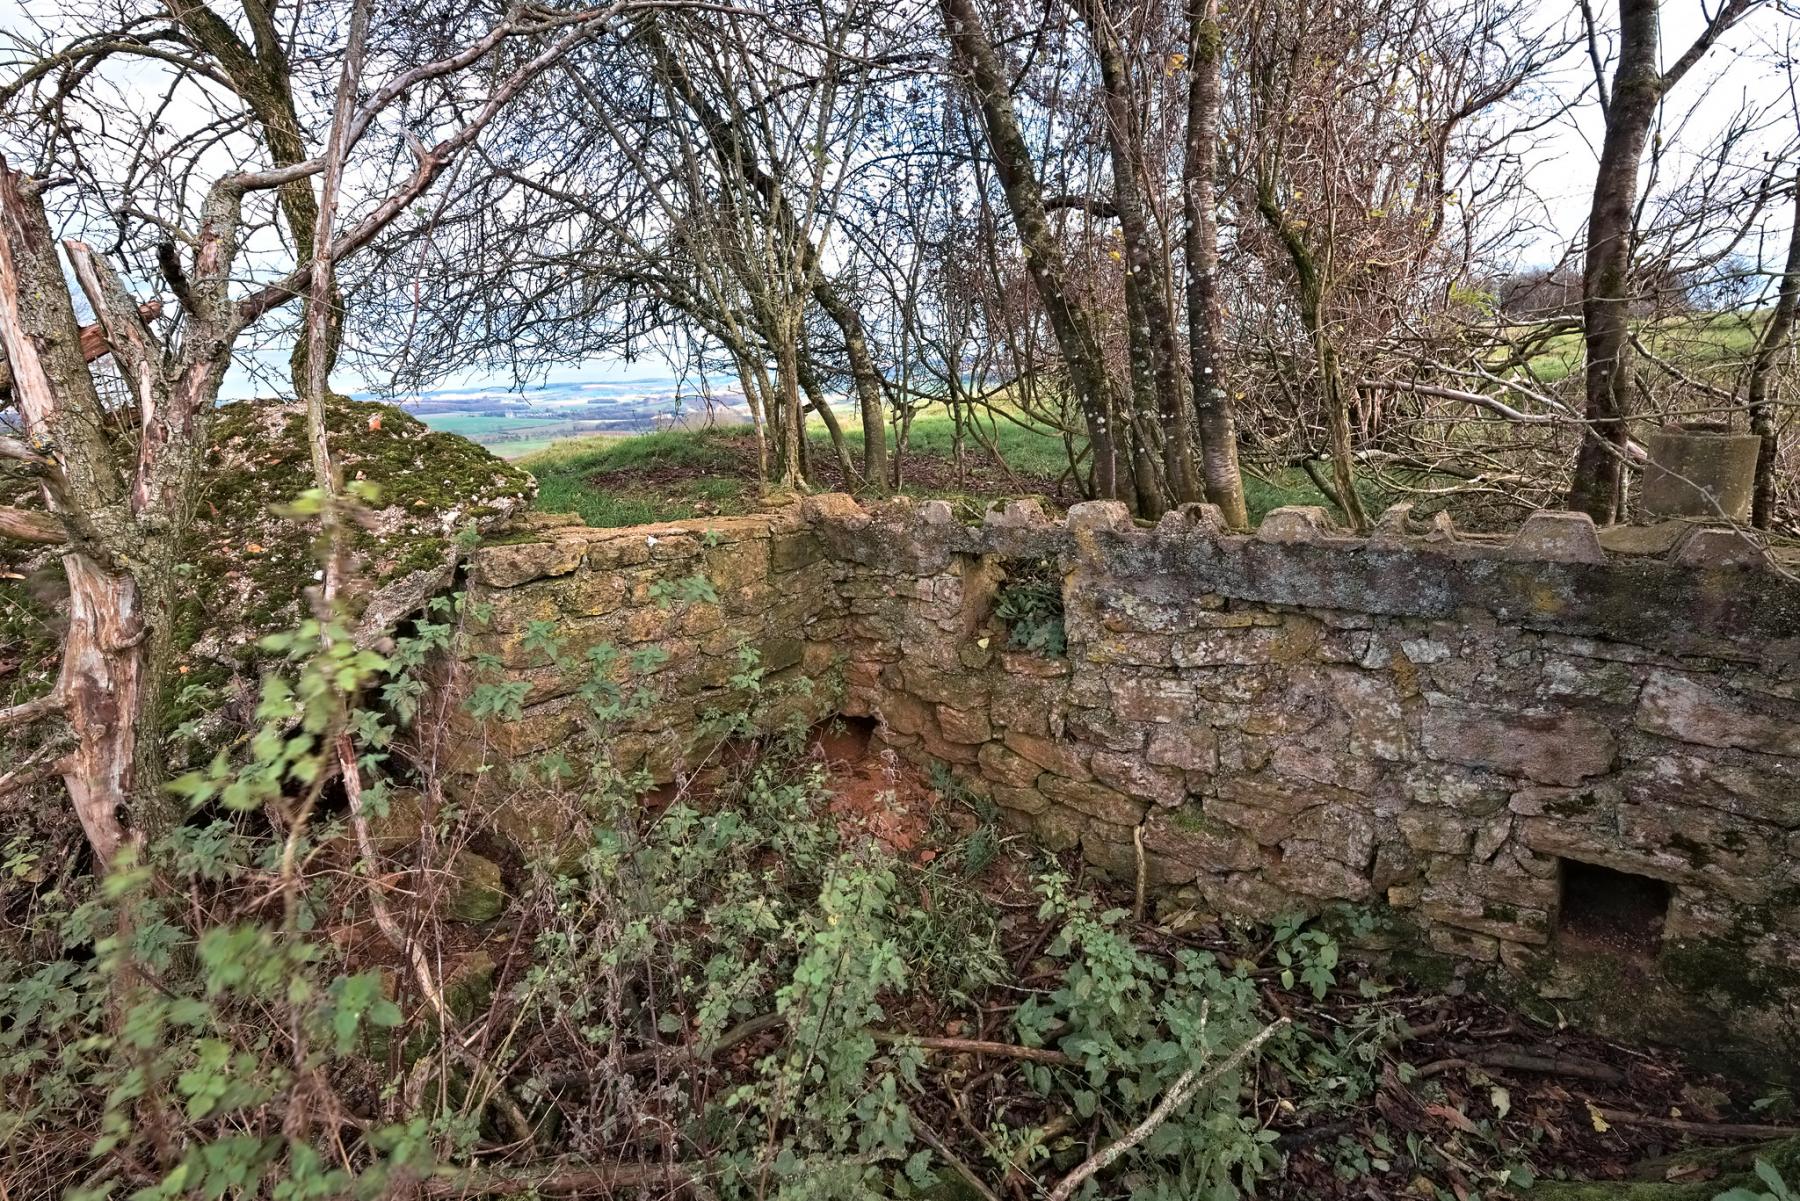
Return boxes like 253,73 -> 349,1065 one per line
171,398 -> 535,729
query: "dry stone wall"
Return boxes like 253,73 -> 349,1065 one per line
460,496 -> 1800,1071
451,509 -> 847,844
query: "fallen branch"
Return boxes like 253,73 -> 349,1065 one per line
1469,1047 -> 1625,1086
541,1015 -> 1081,1091
1359,377 -> 1562,424
1592,1108 -> 1800,1142
870,1030 -> 1079,1067
914,1118 -> 1005,1201
0,745 -> 68,795
0,503 -> 64,544
1045,1018 -> 1288,1201
421,1159 -> 717,1200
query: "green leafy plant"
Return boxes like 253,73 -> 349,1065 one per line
1717,1160 -> 1798,1201
994,559 -> 1067,656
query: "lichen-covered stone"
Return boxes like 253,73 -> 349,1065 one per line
445,852 -> 506,923
1636,671 -> 1800,757
1508,510 -> 1606,564
1421,703 -> 1616,785
177,398 -> 534,739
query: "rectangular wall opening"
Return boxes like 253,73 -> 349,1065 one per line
1557,859 -> 1672,958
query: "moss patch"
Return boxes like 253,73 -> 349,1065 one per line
168,398 -> 534,736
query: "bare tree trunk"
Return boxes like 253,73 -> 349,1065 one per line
811,284 -> 889,493
940,0 -> 1126,502
1182,0 -> 1249,527
1256,187 -> 1368,529
164,1 -> 343,394
1316,336 -> 1368,529
1081,0 -> 1192,513
774,335 -> 807,488
735,349 -> 774,481
1567,0 -> 1660,523
0,165 -> 142,864
58,556 -> 143,865
1748,174 -> 1800,528
797,357 -> 861,487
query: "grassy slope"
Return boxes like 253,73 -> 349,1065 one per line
519,407 -> 1410,529
1514,312 -> 1768,386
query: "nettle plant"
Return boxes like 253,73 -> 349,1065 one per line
1,594 -> 440,1199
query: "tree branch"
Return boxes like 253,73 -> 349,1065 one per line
0,691 -> 66,731
0,746 -> 69,797
1046,1018 -> 1287,1201
0,503 -> 66,544
1042,193 -> 1120,219
1661,0 -> 1763,90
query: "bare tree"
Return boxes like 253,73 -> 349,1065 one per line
1747,172 -> 1800,526
1565,0 -> 1765,521
0,0 -> 654,863
1182,0 -> 1246,525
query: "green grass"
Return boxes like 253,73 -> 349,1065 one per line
514,403 -> 1420,531
892,408 -> 1074,478
523,426 -> 756,527
1509,311 -> 1769,387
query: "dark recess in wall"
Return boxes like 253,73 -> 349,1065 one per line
1558,860 -> 1671,958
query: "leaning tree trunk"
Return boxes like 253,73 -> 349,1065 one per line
0,166 -> 141,864
941,0 -> 1127,503
0,158 -> 244,864
797,356 -> 861,486
1256,185 -> 1368,530
1747,173 -> 1800,529
1567,0 -> 1662,523
812,283 -> 890,493
1181,0 -> 1249,527
637,15 -> 891,495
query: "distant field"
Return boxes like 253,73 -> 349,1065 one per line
1511,311 -> 1767,386
513,405 -> 1417,529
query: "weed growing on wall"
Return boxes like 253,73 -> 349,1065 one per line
994,557 -> 1067,656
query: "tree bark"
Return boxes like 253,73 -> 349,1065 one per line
1567,0 -> 1662,523
940,0 -> 1127,502
0,165 -> 139,864
797,356 -> 861,486
775,334 -> 806,488
1747,174 -> 1800,528
163,1 -> 342,393
0,504 -> 64,543
1256,187 -> 1368,529
1181,0 -> 1249,527
1081,0 -> 1192,513
809,283 -> 890,493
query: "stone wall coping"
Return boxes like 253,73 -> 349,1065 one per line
468,494 -> 1799,614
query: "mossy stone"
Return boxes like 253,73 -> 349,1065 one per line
445,851 -> 507,923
